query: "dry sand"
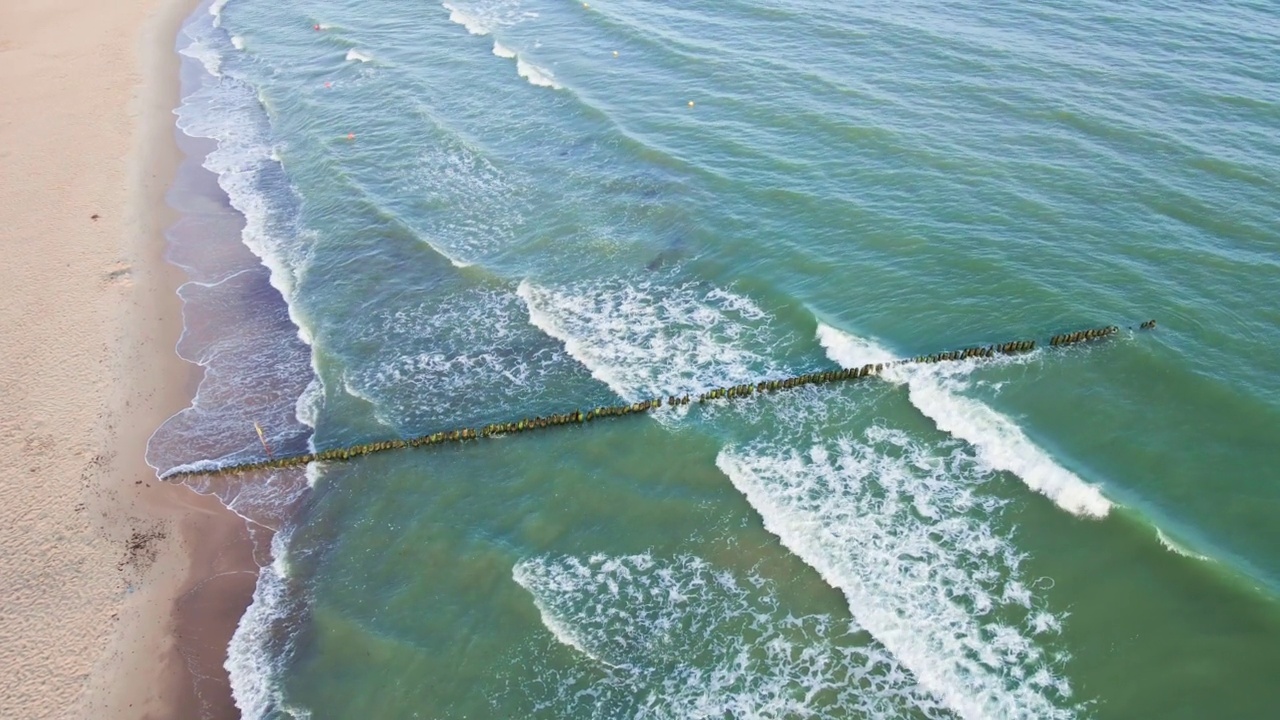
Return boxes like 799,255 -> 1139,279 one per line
0,0 -> 258,718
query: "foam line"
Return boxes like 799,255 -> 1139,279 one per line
226,529 -> 307,719
342,287 -> 574,430
1156,528 -> 1211,561
718,430 -> 1079,720
516,58 -> 562,90
817,322 -> 1112,518
518,277 -> 786,403
512,553 -> 950,718
442,3 -> 561,89
167,14 -> 321,718
511,562 -> 625,669
210,0 -> 230,26
898,364 -> 1112,518
443,2 -> 491,35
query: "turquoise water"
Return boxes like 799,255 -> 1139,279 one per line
151,0 -> 1280,717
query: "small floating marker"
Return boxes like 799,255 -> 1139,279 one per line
613,50 -> 619,57
688,100 -> 695,108
324,81 -> 332,88
582,2 -> 589,7
346,132 -> 355,140
314,24 -> 321,31
253,421 -> 273,458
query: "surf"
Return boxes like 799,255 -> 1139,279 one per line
512,553 -> 951,718
160,8 -> 325,717
518,275 -> 787,403
817,322 -> 1112,519
717,428 -> 1079,720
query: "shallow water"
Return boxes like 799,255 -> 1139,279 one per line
152,0 -> 1280,717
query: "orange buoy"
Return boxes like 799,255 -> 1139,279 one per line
346,132 -> 355,140
314,24 -> 321,31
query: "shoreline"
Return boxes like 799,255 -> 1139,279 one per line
0,0 -> 261,718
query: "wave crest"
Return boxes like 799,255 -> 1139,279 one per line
512,553 -> 953,719
817,323 -> 1111,518
718,428 -> 1080,720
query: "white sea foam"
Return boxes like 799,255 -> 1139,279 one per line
345,49 -> 372,63
515,577 -> 620,669
162,31 -> 321,715
512,553 -> 952,719
516,58 -> 563,89
717,427 -> 1079,720
303,462 -> 321,489
900,364 -> 1112,518
518,276 -> 790,403
397,137 -> 527,265
815,321 -> 897,367
227,529 -> 309,720
443,2 -> 558,88
817,323 -> 1112,518
231,35 -> 245,50
295,377 -> 323,432
210,0 -> 230,26
343,287 -> 577,429
179,36 -> 223,77
514,289 -> 1080,718
1156,528 -> 1211,561
175,25 -> 313,320
442,0 -> 536,36
148,265 -> 314,508
443,2 -> 491,35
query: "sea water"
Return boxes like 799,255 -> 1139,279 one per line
149,0 -> 1280,717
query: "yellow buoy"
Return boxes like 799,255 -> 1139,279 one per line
612,50 -> 619,57
688,101 -> 695,108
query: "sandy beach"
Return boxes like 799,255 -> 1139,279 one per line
0,0 -> 256,718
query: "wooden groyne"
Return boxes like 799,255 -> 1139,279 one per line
161,322 -> 1148,479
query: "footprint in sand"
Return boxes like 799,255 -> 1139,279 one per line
103,262 -> 132,287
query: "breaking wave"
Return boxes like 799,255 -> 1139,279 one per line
442,0 -> 536,37
396,136 -> 530,265
341,286 -> 583,430
516,57 -> 562,89
512,553 -> 954,719
718,425 -> 1080,720
1156,528 -> 1212,561
226,529 -> 311,720
518,275 -> 791,402
817,322 -> 1111,518
519,288 -> 1083,718
161,4 -> 322,717
443,1 -> 491,35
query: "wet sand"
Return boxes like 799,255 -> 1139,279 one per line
0,0 -> 259,717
